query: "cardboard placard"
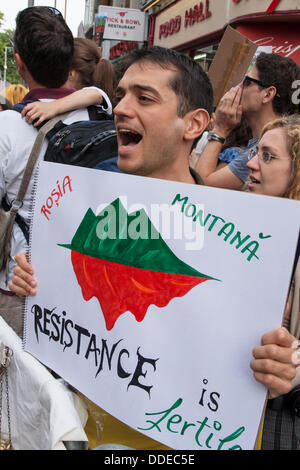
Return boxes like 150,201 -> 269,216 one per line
208,26 -> 258,107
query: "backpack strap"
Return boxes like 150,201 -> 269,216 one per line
15,113 -> 70,206
6,113 -> 70,245
1,197 -> 29,243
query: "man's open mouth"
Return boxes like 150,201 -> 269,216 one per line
118,129 -> 143,147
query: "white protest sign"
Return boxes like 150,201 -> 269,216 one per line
96,6 -> 147,42
24,162 -> 300,450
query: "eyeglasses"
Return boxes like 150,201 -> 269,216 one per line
248,146 -> 285,164
243,75 -> 270,89
243,75 -> 281,98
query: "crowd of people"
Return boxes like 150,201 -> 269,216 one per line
0,5 -> 299,451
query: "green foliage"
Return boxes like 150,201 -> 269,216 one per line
0,26 -> 21,84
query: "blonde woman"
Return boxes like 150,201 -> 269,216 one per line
247,114 -> 300,449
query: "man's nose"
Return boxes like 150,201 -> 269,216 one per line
114,95 -> 135,118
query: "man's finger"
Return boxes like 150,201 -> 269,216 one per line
252,343 -> 299,365
232,86 -> 243,106
261,327 -> 296,349
14,253 -> 34,275
253,371 -> 294,398
9,276 -> 37,296
250,357 -> 297,381
13,264 -> 37,287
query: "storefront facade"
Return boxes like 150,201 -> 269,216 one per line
151,0 -> 300,70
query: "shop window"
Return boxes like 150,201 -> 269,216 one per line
193,44 -> 219,72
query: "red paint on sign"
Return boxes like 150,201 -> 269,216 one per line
71,251 -> 209,331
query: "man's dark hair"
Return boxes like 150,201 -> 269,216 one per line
123,46 -> 214,118
256,52 -> 300,115
14,6 -> 74,88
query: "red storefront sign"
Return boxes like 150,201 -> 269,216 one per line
109,41 -> 138,60
237,23 -> 300,65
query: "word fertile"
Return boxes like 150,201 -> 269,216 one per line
172,194 -> 272,262
138,398 -> 245,450
137,398 -> 245,450
41,176 -> 72,221
31,303 -> 158,396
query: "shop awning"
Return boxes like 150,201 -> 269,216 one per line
236,23 -> 300,65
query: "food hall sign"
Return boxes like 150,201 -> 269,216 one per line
159,0 -> 211,39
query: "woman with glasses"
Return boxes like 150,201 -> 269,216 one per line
246,114 -> 300,199
247,114 -> 300,450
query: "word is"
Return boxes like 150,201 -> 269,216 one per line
138,398 -> 245,450
31,303 -> 158,395
199,378 -> 220,412
171,194 -> 272,262
41,176 -> 72,221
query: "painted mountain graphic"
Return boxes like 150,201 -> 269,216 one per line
59,198 -> 218,330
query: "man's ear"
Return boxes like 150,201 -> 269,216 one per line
262,86 -> 277,104
183,108 -> 210,143
14,52 -> 26,76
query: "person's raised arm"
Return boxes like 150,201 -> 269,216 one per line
21,87 -> 105,127
196,86 -> 244,190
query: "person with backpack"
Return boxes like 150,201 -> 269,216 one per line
0,6 -> 115,338
20,37 -> 119,173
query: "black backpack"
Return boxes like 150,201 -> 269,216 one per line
13,101 -> 118,169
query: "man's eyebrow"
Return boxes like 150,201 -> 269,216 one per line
115,83 -> 161,98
